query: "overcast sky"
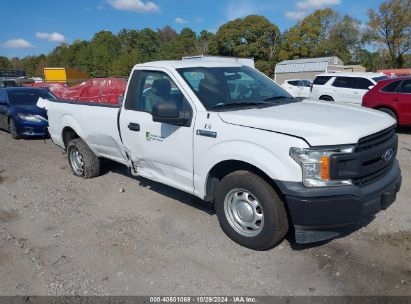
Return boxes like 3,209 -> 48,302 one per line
0,0 -> 385,58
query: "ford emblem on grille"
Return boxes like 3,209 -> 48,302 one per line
382,148 -> 394,162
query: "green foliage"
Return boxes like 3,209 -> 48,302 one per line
3,2 -> 410,78
0,56 -> 12,69
321,15 -> 363,63
209,15 -> 280,76
210,15 -> 280,72
354,49 -> 387,71
278,9 -> 338,60
159,27 -> 198,60
367,0 -> 411,68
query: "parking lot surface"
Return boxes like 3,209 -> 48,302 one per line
0,129 -> 410,296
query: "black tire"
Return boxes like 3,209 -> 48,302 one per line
8,118 -> 20,140
378,108 -> 397,123
67,138 -> 100,179
319,95 -> 334,101
214,170 -> 289,250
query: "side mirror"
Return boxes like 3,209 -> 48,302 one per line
152,102 -> 189,126
368,85 -> 374,90
118,94 -> 124,106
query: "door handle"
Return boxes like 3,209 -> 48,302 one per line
392,98 -> 400,102
128,123 -> 140,131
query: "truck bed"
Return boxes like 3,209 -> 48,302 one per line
38,98 -> 128,165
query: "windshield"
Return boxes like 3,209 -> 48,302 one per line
8,90 -> 56,105
177,66 -> 295,110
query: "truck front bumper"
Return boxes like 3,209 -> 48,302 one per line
276,160 -> 402,244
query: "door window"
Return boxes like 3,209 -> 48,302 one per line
300,80 -> 312,87
357,78 -> 374,90
288,80 -> 299,86
381,81 -> 401,93
125,70 -> 190,114
313,76 -> 332,85
332,77 -> 356,88
398,80 -> 411,94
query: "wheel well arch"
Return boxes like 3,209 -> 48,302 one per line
375,105 -> 398,117
319,95 -> 333,101
204,160 -> 282,203
62,127 -> 79,149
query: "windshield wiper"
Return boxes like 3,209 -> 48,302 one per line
263,96 -> 293,102
212,102 -> 272,109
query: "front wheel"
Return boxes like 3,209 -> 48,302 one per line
214,171 -> 289,250
67,138 -> 100,178
8,118 -> 20,139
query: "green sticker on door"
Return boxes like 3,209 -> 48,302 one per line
145,131 -> 165,142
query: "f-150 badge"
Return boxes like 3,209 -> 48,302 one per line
196,129 -> 217,138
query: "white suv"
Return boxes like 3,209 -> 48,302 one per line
280,79 -> 312,98
310,73 -> 389,104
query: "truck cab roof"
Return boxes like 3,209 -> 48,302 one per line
134,60 -> 245,70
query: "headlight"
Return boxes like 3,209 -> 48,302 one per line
290,146 -> 355,187
18,113 -> 46,122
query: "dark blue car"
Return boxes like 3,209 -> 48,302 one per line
0,87 -> 56,139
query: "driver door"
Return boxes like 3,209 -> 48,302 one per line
119,68 -> 195,194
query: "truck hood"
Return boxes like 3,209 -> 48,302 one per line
218,100 -> 395,146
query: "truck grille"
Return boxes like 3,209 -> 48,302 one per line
329,125 -> 397,187
355,125 -> 396,152
352,161 -> 394,186
352,126 -> 397,186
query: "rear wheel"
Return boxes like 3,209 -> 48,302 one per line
320,95 -> 334,101
67,138 -> 100,178
214,170 -> 289,250
378,108 -> 398,124
8,118 -> 20,140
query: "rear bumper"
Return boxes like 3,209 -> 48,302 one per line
276,160 -> 402,244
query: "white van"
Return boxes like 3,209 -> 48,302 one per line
310,73 -> 389,104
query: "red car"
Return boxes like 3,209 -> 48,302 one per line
362,77 -> 411,126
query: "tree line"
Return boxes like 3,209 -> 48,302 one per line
0,0 -> 410,78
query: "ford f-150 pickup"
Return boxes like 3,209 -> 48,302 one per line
38,60 -> 402,250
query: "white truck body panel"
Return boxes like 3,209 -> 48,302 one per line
38,99 -> 128,165
38,60 -> 395,200
218,100 -> 395,146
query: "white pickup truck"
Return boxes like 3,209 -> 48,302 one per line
38,60 -> 402,250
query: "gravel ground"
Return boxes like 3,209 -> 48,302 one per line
0,129 -> 410,296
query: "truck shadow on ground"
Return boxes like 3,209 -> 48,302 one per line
100,159 -> 382,250
101,159 -> 215,216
